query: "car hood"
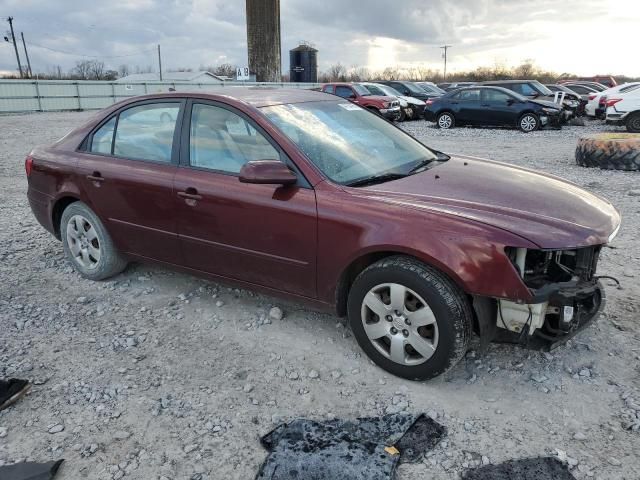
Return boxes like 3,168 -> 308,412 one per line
353,156 -> 620,249
529,98 -> 563,109
399,95 -> 426,105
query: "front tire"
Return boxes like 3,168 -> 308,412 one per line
61,201 -> 127,281
519,113 -> 539,132
347,256 -> 472,380
436,112 -> 455,129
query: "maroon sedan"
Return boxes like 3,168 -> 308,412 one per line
26,88 -> 620,380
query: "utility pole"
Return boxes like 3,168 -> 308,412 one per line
21,32 -> 32,78
6,17 -> 24,78
157,44 -> 163,81
440,45 -> 451,81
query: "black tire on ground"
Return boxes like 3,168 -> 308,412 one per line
575,134 -> 640,171
626,112 -> 640,133
347,255 -> 472,380
518,112 -> 539,132
398,108 -> 407,122
60,201 -> 128,280
436,111 -> 455,129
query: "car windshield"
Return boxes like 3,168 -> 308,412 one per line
404,83 -> 426,94
531,81 -> 553,96
262,101 -> 437,185
352,84 -> 371,96
419,83 -> 446,94
371,84 -> 402,97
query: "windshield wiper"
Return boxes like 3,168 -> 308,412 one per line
408,152 -> 450,174
345,172 -> 407,187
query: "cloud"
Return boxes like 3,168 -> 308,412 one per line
0,0 -> 638,76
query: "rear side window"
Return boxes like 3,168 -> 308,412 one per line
91,117 -> 116,154
324,85 -> 335,94
454,89 -> 480,101
113,104 -> 180,162
90,103 -> 180,162
482,89 -> 512,102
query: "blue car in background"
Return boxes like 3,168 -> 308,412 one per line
424,86 -> 563,132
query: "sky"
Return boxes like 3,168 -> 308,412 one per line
1,0 -> 639,77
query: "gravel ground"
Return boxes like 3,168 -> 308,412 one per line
1,112 -> 639,480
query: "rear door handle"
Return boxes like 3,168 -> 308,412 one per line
86,172 -> 104,183
177,189 -> 202,200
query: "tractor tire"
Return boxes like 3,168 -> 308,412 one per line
575,133 -> 640,171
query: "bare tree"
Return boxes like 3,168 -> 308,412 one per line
325,63 -> 347,82
73,60 -> 93,80
346,66 -> 371,82
89,61 -> 105,80
212,63 -> 237,78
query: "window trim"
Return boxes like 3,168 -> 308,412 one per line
81,98 -> 186,166
180,99 -> 311,189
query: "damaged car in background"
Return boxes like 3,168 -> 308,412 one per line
26,88 -> 621,380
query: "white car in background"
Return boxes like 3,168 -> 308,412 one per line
585,83 -> 640,118
605,87 -> 640,132
361,82 -> 426,121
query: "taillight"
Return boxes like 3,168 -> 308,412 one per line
25,156 -> 33,177
606,98 -> 622,107
588,94 -> 597,101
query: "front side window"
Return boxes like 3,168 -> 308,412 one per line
335,86 -> 354,98
263,101 -> 437,185
112,103 -> 179,162
189,103 -> 280,174
324,85 -> 335,94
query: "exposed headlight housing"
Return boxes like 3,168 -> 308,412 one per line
542,107 -> 560,114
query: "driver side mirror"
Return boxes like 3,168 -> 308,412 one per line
239,160 -> 297,186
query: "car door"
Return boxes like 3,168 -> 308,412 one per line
173,100 -> 317,297
76,100 -> 184,264
453,89 -> 483,123
480,88 -> 518,126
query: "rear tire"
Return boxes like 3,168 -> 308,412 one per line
436,112 -> 455,129
518,113 -> 539,132
626,112 -> 640,133
347,256 -> 471,380
61,201 -> 127,281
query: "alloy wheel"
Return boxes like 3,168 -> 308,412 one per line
66,214 -> 101,269
360,283 -> 439,366
438,114 -> 453,129
520,115 -> 538,132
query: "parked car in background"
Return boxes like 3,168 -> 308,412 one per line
415,82 -> 446,96
424,86 -> 563,132
481,80 -> 579,121
361,82 -> 425,121
26,88 -> 620,380
375,81 -> 436,102
560,76 -> 617,88
560,80 -> 607,92
562,84 -> 600,97
437,81 -> 476,92
321,83 -> 401,120
546,84 -> 587,116
605,87 -> 640,132
585,83 -> 640,118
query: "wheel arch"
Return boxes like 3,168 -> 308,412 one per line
334,247 -> 468,317
52,195 -> 81,239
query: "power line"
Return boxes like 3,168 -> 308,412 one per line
25,41 -> 157,59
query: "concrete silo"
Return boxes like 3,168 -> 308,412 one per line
245,0 -> 282,82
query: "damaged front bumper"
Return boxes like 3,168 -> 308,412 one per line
496,279 -> 605,350
484,245 -> 609,350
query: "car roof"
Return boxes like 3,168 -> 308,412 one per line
117,87 -> 336,108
